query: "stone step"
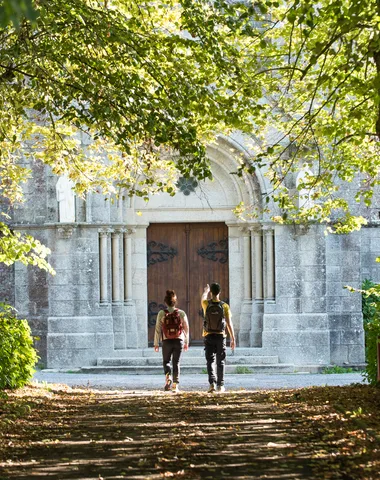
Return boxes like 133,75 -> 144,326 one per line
80,364 -> 295,375
97,355 -> 279,367
106,347 -> 271,358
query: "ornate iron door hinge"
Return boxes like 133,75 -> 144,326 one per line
197,238 -> 228,264
147,241 -> 177,266
148,301 -> 166,328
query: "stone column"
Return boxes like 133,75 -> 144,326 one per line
124,229 -> 134,302
243,232 -> 252,301
250,225 -> 264,347
252,226 -> 264,302
111,228 -> 125,349
238,226 -> 252,347
123,228 -> 138,348
264,226 -> 275,301
111,229 -> 122,303
99,229 -> 109,303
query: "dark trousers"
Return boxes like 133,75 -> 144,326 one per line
204,334 -> 226,386
162,339 -> 184,383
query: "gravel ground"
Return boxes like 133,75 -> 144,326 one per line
33,370 -> 365,391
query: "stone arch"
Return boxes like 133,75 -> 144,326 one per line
129,136 -> 265,348
132,136 -> 263,220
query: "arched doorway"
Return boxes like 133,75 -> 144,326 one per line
147,222 -> 229,345
131,136 -> 265,348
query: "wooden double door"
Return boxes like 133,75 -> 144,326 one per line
147,223 -> 229,344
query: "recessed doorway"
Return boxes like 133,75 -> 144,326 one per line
147,223 -> 229,344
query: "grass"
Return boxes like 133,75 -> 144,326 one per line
322,365 -> 355,374
235,366 -> 253,374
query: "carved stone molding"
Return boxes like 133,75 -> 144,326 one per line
98,228 -> 112,237
262,225 -> 275,236
291,223 -> 310,237
249,224 -> 262,235
112,228 -> 124,238
124,228 -> 136,237
57,225 -> 76,239
238,225 -> 250,236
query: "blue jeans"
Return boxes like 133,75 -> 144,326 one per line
204,334 -> 226,386
162,339 -> 184,383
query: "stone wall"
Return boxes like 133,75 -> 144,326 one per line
0,199 -> 15,306
1,136 -> 371,369
262,224 -> 331,365
326,232 -> 365,365
46,225 -> 115,368
14,229 -> 50,366
361,226 -> 380,284
0,264 -> 14,305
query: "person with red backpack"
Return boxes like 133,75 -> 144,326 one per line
201,283 -> 235,393
154,290 -> 189,393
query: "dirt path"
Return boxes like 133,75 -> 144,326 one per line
1,384 -> 379,479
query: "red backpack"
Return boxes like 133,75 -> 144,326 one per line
162,309 -> 183,339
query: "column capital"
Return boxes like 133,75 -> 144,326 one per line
57,224 -> 76,239
112,228 -> 124,237
249,224 -> 262,235
262,224 -> 275,235
124,228 -> 136,237
98,227 -> 112,236
238,224 -> 251,236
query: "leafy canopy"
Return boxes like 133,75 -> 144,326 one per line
234,0 -> 380,233
2,0 -> 380,273
0,0 -> 259,269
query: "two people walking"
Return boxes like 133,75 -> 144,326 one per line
154,283 -> 235,393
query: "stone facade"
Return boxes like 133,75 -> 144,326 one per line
0,134 -> 376,369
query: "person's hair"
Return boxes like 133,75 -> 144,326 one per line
164,290 -> 177,307
210,283 -> 221,296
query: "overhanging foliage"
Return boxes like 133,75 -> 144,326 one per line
1,0 -> 380,272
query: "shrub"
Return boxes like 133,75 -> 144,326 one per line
362,279 -> 378,331
361,280 -> 380,386
363,314 -> 380,386
0,303 -> 38,390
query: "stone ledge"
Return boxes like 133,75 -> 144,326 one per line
79,364 -> 296,375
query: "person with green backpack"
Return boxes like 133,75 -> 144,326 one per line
201,283 -> 235,393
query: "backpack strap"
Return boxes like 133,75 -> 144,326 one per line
207,300 -> 224,306
162,309 -> 169,342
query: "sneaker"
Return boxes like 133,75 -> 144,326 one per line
171,383 -> 179,393
164,374 -> 172,391
208,383 -> 216,393
216,385 -> 225,393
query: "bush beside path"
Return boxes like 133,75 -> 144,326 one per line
0,383 -> 379,479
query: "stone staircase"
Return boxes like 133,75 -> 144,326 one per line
80,347 -> 295,374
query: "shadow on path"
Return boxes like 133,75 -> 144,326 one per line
1,386 -> 378,479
